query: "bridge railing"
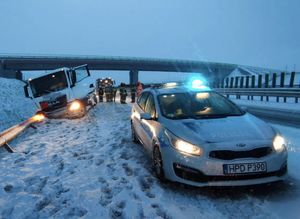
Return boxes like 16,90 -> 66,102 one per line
214,88 -> 300,103
213,71 -> 300,103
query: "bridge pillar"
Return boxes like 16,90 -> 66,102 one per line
129,70 -> 139,85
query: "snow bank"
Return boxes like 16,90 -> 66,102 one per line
0,78 -> 37,132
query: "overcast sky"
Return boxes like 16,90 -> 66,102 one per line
1,0 -> 299,72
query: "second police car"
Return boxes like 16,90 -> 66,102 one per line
131,80 -> 287,187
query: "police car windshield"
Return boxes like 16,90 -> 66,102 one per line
158,91 -> 244,119
30,71 -> 68,98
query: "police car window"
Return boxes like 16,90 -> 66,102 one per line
144,94 -> 156,118
158,92 -> 243,119
138,92 -> 149,111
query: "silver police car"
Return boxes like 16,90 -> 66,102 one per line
131,81 -> 287,187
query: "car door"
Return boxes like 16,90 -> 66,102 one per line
70,65 -> 94,100
141,93 -> 157,150
132,92 -> 149,144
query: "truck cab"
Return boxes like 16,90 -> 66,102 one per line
24,64 -> 97,118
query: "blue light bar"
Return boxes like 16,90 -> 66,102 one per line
192,79 -> 204,88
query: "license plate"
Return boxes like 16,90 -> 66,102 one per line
223,162 -> 267,175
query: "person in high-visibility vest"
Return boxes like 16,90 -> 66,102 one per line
119,83 -> 127,104
130,86 -> 136,103
112,87 -> 117,102
98,87 -> 104,102
136,81 -> 143,97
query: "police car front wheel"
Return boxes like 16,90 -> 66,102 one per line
152,146 -> 166,182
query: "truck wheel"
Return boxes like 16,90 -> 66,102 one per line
131,122 -> 139,143
152,146 -> 166,182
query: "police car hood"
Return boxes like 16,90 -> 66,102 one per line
165,113 -> 275,144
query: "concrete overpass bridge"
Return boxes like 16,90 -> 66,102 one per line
0,54 -> 276,85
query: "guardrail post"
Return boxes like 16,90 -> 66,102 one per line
258,75 -> 263,101
258,75 -> 262,88
251,75 -> 255,100
225,78 -> 229,88
245,76 -> 249,88
265,74 -> 269,101
280,72 -> 285,88
251,75 -> 255,88
280,72 -> 287,102
265,74 -> 269,88
245,76 -> 250,99
240,77 -> 244,88
235,77 -> 240,99
234,77 -> 238,98
236,77 -> 244,99
290,71 -> 295,88
230,77 -> 234,88
272,73 -> 277,88
235,77 -> 239,88
289,71 -> 297,103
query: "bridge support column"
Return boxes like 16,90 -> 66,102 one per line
129,70 -> 139,85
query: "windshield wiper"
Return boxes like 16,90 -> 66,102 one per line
195,114 -> 228,119
194,113 -> 243,119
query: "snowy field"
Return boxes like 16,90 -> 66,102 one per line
0,102 -> 300,218
0,79 -> 300,218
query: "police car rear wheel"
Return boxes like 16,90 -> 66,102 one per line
153,146 -> 166,181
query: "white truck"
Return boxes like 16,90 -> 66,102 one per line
24,64 -> 97,118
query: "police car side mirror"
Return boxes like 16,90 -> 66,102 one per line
140,112 -> 152,120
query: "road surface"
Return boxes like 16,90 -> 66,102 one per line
0,102 -> 299,219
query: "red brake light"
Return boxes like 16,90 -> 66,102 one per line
39,101 -> 49,110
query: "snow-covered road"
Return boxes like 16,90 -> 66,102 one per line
1,103 -> 300,219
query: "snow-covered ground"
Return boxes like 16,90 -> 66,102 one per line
0,101 -> 299,218
0,78 -> 37,132
1,78 -> 300,218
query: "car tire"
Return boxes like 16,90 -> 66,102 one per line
131,121 -> 139,143
152,146 -> 166,182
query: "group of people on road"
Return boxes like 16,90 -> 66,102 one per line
98,81 -> 143,104
98,86 -> 117,102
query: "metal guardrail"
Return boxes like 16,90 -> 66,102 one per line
214,88 -> 300,103
0,114 -> 45,153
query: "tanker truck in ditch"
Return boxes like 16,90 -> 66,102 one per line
24,64 -> 97,118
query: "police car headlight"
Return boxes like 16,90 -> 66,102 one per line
165,130 -> 203,156
69,101 -> 82,111
273,135 -> 286,152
